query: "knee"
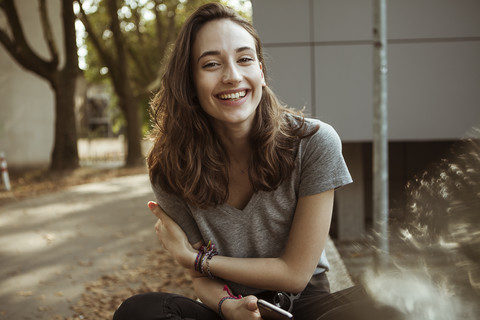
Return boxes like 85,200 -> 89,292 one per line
113,292 -> 170,320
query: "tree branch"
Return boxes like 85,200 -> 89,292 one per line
61,0 -> 79,77
123,4 -> 155,83
153,0 -> 164,48
106,0 -> 130,102
39,0 -> 59,66
146,0 -> 178,91
152,0 -> 178,61
1,0 -> 28,46
106,0 -> 125,70
131,4 -> 144,45
0,27 -> 15,53
75,0 -> 116,76
126,45 -> 153,83
0,0 -> 56,80
165,0 -> 178,45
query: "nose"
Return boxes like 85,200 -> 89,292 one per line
222,61 -> 242,84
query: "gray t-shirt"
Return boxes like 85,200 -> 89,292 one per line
152,117 -> 352,296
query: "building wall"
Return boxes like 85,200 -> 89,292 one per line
0,0 -> 62,169
252,0 -> 480,141
251,0 -> 480,239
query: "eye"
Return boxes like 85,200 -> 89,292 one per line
202,61 -> 220,69
238,57 -> 254,64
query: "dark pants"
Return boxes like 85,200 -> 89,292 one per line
113,273 -> 403,320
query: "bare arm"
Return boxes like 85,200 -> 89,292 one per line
207,190 -> 334,293
150,189 -> 334,294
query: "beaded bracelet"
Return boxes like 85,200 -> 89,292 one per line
200,252 -> 209,274
205,257 -> 214,279
194,250 -> 204,272
194,243 -> 209,272
205,248 -> 218,279
194,241 -> 218,276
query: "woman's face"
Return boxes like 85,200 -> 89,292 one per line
192,19 -> 265,131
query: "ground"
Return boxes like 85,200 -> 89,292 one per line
1,166 -> 199,320
0,166 -> 147,206
63,247 -> 197,320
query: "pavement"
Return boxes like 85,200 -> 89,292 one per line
0,174 -> 158,319
0,173 -> 353,320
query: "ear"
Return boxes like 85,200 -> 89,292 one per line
260,62 -> 266,87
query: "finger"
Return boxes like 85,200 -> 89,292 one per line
154,219 -> 162,233
245,296 -> 259,311
149,203 -> 178,228
148,201 -> 165,220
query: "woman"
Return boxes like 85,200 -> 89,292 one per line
114,3 -> 401,320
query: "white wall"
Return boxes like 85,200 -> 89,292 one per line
0,0 -> 62,169
252,0 -> 480,141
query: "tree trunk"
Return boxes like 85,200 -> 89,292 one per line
122,92 -> 143,167
49,0 -> 79,171
106,0 -> 143,167
0,0 -> 79,172
49,70 -> 79,171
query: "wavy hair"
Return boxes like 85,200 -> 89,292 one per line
148,3 -> 317,208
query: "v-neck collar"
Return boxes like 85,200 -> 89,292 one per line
219,191 -> 260,214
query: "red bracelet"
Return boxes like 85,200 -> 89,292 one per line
223,285 -> 242,299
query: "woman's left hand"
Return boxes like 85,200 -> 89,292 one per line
148,201 -> 197,269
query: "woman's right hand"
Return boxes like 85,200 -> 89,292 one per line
148,201 -> 197,269
221,296 -> 263,320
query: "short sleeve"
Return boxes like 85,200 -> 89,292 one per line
151,183 -> 203,245
298,120 -> 353,197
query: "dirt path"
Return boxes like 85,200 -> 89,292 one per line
0,174 -> 195,320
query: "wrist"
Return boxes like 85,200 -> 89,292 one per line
218,296 -> 239,320
218,285 -> 243,319
194,241 -> 218,277
180,249 -> 197,269
172,238 -> 197,269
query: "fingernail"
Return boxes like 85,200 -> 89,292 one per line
148,201 -> 157,209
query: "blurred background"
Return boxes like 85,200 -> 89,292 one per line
0,0 -> 479,318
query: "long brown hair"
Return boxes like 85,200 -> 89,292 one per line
148,3 -> 317,208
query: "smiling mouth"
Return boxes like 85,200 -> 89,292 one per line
217,90 -> 247,101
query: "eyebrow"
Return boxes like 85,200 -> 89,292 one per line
197,46 -> 255,63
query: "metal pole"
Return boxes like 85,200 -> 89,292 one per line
373,0 -> 389,266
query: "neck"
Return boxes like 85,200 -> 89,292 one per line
213,122 -> 251,164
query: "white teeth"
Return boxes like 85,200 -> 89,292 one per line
219,90 -> 246,100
